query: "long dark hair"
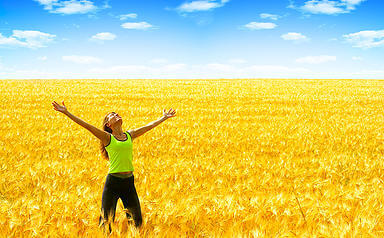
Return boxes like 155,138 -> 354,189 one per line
100,112 -> 113,160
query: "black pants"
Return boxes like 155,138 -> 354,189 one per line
99,174 -> 142,232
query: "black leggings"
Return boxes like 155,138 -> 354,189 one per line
99,174 -> 142,231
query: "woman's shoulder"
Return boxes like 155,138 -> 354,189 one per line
105,133 -> 113,147
126,130 -> 132,136
126,130 -> 134,141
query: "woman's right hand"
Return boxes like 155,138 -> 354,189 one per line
52,100 -> 68,114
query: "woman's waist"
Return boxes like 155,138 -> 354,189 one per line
109,171 -> 133,178
110,171 -> 133,175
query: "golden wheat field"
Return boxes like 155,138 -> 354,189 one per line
1,78 -> 384,237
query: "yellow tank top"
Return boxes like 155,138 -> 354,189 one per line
105,131 -> 134,173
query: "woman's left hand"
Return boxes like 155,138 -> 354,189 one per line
163,108 -> 176,119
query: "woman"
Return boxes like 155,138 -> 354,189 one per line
51,100 -> 176,233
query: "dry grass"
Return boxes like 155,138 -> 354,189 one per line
1,78 -> 384,237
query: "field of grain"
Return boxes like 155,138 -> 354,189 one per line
1,78 -> 384,237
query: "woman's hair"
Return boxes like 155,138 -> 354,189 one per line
100,112 -> 114,160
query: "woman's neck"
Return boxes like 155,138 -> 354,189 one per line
112,130 -> 124,135
111,126 -> 124,135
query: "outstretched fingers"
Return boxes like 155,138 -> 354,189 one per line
169,108 -> 176,117
163,108 -> 176,117
52,100 -> 66,111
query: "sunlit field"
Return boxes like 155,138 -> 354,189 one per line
1,78 -> 384,237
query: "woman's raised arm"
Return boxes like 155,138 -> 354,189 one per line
52,100 -> 110,144
129,108 -> 176,140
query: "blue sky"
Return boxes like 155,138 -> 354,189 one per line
0,0 -> 383,79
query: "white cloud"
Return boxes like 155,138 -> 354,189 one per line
260,13 -> 279,20
89,65 -> 149,74
37,56 -> 48,61
203,64 -> 311,78
121,22 -> 154,30
62,55 -> 102,64
163,63 -> 187,71
351,69 -> 384,77
206,63 -> 237,72
149,58 -> 169,64
53,0 -> 96,14
88,64 -> 184,78
0,30 -> 55,49
341,0 -> 366,10
91,32 -> 116,41
244,65 -> 311,75
298,0 -> 366,15
352,56 -> 363,61
87,63 -> 311,79
343,30 -> 384,49
301,0 -> 345,14
102,0 -> 111,9
34,0 -> 97,15
6,67 -> 384,80
6,62 -> 384,79
176,0 -> 229,12
0,33 -> 27,47
0,69 -> 61,79
119,13 -> 137,20
228,58 -> 247,64
34,0 -> 58,10
243,22 -> 277,30
296,55 -> 336,64
281,32 -> 309,42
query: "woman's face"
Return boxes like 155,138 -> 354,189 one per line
107,112 -> 122,127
